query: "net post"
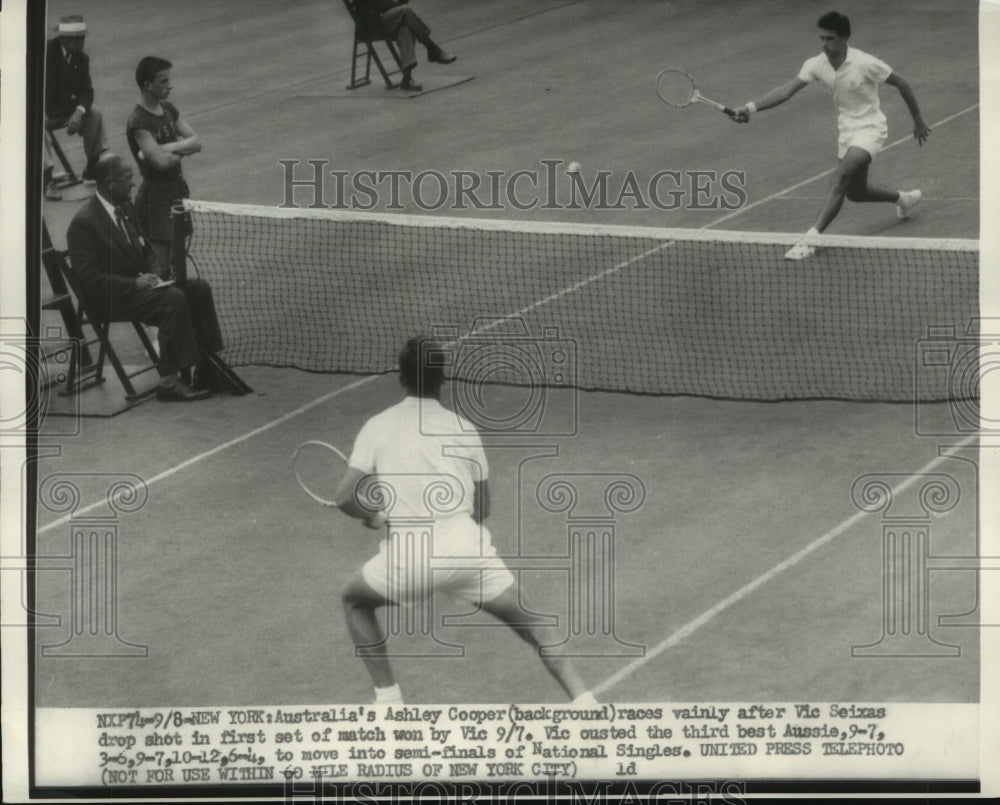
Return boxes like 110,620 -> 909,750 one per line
170,202 -> 189,283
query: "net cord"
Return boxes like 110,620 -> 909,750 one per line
183,199 -> 978,254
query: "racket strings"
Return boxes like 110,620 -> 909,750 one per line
656,70 -> 697,106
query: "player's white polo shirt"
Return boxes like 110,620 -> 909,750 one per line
348,395 -> 486,528
799,46 -> 893,157
349,395 -> 515,604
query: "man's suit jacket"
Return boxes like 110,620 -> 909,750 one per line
352,0 -> 403,35
65,195 -> 161,320
45,37 -> 95,122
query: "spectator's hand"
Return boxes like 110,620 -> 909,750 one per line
66,109 -> 84,135
135,274 -> 160,290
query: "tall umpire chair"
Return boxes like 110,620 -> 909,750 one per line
341,0 -> 404,89
42,221 -> 161,401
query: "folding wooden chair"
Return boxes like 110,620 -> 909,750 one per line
40,221 -> 93,371
45,242 -> 161,401
340,0 -> 404,89
44,127 -> 83,189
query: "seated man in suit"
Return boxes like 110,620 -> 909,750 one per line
65,152 -> 223,402
44,14 -> 108,199
353,0 -> 455,91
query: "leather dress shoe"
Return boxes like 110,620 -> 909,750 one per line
400,78 -> 423,91
157,380 -> 212,402
428,50 -> 456,64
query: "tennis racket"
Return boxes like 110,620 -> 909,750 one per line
656,68 -> 736,118
292,440 -> 349,507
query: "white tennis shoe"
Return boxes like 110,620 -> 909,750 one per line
896,189 -> 922,219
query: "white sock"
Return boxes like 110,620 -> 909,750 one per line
571,691 -> 598,706
374,683 -> 403,704
805,226 -> 820,237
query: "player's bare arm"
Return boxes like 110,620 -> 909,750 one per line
334,467 -> 387,529
472,480 -> 490,524
134,128 -> 182,171
885,72 -> 931,145
163,116 -> 202,156
733,77 -> 808,122
161,139 -> 200,156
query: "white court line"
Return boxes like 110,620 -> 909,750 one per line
704,103 -> 979,230
36,375 -> 380,535
37,104 -> 978,535
593,433 -> 978,698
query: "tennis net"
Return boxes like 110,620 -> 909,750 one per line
179,200 -> 979,402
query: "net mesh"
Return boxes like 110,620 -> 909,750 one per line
180,201 -> 979,402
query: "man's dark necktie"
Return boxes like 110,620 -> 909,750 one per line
114,207 -> 142,254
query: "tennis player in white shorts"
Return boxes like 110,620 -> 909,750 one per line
732,11 -> 931,259
334,336 -> 597,706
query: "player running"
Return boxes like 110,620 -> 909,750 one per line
733,11 -> 931,259
333,336 -> 598,706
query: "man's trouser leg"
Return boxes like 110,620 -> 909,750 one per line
379,6 -> 430,68
118,286 -> 200,377
79,105 -> 108,177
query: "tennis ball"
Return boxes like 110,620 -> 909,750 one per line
566,162 -> 582,174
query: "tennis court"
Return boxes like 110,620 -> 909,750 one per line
34,0 -> 980,720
